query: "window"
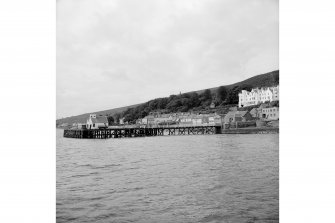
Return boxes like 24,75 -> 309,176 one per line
93,124 -> 95,127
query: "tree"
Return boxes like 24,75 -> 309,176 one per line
157,98 -> 168,109
113,113 -> 121,124
189,92 -> 200,107
226,86 -> 240,104
166,99 -> 182,111
148,100 -> 158,111
217,86 -> 227,102
107,116 -> 114,125
203,89 -> 212,101
123,114 -> 133,123
182,93 -> 191,98
169,94 -> 177,101
241,84 -> 253,91
140,110 -> 148,118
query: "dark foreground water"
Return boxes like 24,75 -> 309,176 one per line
57,129 -> 279,223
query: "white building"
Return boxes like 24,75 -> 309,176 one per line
260,106 -> 279,120
191,115 -> 203,125
86,114 -> 108,129
178,115 -> 193,125
238,85 -> 279,108
141,115 -> 155,125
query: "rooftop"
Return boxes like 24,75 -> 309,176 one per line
91,116 -> 108,124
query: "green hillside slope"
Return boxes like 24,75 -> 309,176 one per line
57,70 -> 279,126
56,104 -> 140,126
198,70 -> 279,94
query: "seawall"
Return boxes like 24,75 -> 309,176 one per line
221,127 -> 279,134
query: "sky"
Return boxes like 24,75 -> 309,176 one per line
57,0 -> 278,118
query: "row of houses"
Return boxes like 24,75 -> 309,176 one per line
139,113 -> 223,126
69,103 -> 279,130
222,106 -> 279,123
137,104 -> 279,126
249,104 -> 279,120
238,85 -> 279,108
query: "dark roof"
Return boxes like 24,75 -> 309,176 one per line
258,103 -> 269,109
262,106 -> 279,110
91,116 -> 108,124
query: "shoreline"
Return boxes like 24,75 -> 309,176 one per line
221,127 -> 279,134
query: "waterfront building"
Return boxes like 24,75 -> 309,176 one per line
141,115 -> 155,125
208,116 -> 215,124
119,117 -> 125,125
140,112 -> 222,126
154,116 -> 172,124
179,115 -> 193,125
191,115 -> 204,125
238,85 -> 279,107
141,117 -> 148,125
86,114 -> 108,129
214,115 -> 222,124
147,115 -> 155,124
260,106 -> 279,120
223,111 -> 253,123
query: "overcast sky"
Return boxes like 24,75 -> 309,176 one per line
57,0 -> 278,118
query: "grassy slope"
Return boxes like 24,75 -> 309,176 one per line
56,70 -> 279,125
56,104 -> 140,126
197,70 -> 279,94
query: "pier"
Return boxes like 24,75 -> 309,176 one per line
63,125 -> 279,139
64,125 -> 221,139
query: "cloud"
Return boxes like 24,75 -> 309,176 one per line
57,0 -> 278,118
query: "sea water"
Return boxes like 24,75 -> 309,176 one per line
57,129 -> 279,223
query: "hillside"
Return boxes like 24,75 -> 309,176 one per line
56,104 -> 140,126
57,70 -> 279,126
196,70 -> 279,94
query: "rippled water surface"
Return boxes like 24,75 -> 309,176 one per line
57,129 -> 279,223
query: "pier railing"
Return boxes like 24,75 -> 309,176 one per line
63,122 -> 278,139
64,125 -> 221,139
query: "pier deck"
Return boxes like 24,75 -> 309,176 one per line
63,125 -> 279,139
63,125 -> 220,139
